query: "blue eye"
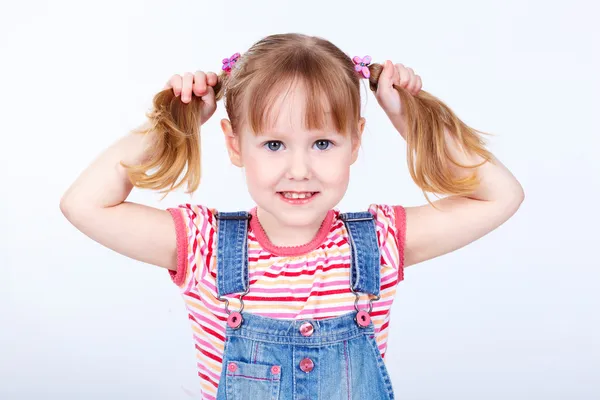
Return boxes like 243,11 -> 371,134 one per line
264,141 -> 284,151
313,140 -> 332,151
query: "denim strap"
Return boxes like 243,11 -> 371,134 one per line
215,211 -> 250,297
339,212 -> 381,296
215,210 -> 380,297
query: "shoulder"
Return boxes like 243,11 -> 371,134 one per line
168,203 -> 216,223
369,204 -> 406,270
338,204 -> 405,250
166,204 -> 222,265
168,203 -> 221,236
167,205 -> 251,288
168,205 -> 256,246
367,204 -> 406,234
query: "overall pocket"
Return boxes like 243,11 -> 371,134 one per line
225,359 -> 281,400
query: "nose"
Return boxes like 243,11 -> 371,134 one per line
286,149 -> 311,180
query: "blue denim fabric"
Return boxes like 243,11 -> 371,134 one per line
215,211 -> 251,297
214,211 -> 395,400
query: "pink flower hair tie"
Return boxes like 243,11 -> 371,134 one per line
222,52 -> 241,75
352,55 -> 372,79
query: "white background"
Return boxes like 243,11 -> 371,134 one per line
1,0 -> 599,399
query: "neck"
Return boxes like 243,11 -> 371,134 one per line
254,207 -> 328,248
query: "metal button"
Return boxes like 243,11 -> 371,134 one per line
299,357 -> 314,373
299,321 -> 314,337
271,365 -> 280,374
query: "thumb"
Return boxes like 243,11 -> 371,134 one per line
375,60 -> 395,102
377,60 -> 395,94
201,86 -> 216,109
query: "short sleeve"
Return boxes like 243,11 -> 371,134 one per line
368,204 -> 407,283
167,204 -> 217,291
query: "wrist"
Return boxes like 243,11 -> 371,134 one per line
388,112 -> 408,140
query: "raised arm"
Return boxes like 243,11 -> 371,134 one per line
60,128 -> 179,270
372,60 -> 524,267
60,71 -> 218,270
402,133 -> 524,267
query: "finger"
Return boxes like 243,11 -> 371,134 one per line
380,60 -> 395,84
206,72 -> 218,87
391,62 -> 401,86
405,69 -> 418,93
182,73 -> 194,103
415,75 -> 422,94
202,86 -> 216,110
376,60 -> 396,98
407,67 -> 415,85
408,75 -> 422,95
193,71 -> 207,97
165,74 -> 182,96
397,64 -> 411,89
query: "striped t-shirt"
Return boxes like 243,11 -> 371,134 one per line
168,204 -> 406,400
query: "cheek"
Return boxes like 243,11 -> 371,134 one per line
243,149 -> 281,187
312,151 -> 352,186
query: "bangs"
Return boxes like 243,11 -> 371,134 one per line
239,51 -> 361,135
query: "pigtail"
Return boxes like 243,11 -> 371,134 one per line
368,63 -> 493,202
122,73 -> 229,196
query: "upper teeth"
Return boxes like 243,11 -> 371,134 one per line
282,192 -> 313,199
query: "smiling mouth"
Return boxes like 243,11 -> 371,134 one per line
278,191 -> 318,199
277,192 -> 320,205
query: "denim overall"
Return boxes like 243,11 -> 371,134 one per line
214,211 -> 396,400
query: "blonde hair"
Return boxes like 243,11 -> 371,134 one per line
124,33 -> 492,202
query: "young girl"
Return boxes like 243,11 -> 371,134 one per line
60,33 -> 524,399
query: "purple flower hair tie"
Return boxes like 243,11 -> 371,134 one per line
222,52 -> 241,75
352,55 -> 372,79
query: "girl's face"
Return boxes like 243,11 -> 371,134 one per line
221,82 -> 365,235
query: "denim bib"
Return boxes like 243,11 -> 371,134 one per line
213,211 -> 395,400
